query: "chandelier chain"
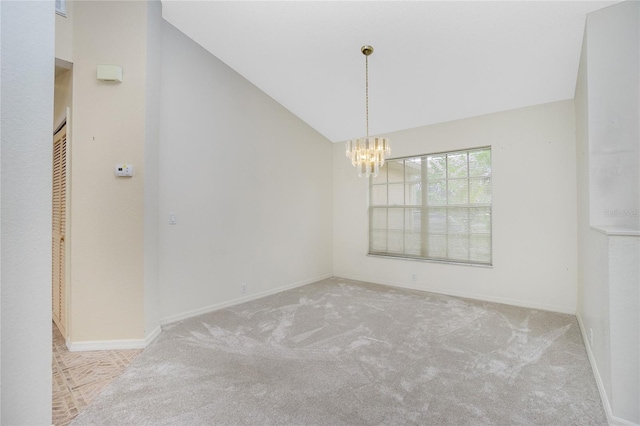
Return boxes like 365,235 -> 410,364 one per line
365,54 -> 369,137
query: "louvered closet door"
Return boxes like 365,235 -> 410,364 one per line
52,124 -> 67,335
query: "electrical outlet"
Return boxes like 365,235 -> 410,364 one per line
411,273 -> 417,282
241,283 -> 247,294
589,328 -> 594,346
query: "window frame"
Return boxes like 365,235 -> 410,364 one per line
368,146 -> 493,267
56,0 -> 67,17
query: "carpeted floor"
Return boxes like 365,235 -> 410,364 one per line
52,323 -> 143,425
73,278 -> 606,425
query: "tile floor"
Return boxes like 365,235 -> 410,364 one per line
52,323 -> 143,426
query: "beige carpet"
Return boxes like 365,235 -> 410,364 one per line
73,278 -> 606,425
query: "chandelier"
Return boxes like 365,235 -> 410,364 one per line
346,45 -> 390,178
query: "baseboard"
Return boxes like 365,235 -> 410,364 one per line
144,325 -> 162,346
67,326 -> 162,352
333,274 -> 576,315
160,273 -> 334,326
66,275 -> 334,351
610,416 -> 640,426
576,313 -> 640,426
576,312 -> 614,424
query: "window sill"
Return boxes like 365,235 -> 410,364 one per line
590,225 -> 640,237
366,253 -> 493,268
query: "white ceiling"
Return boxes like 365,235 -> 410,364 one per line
161,1 -> 618,143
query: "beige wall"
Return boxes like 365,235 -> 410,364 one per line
144,0 -> 162,339
69,1 -> 148,342
334,100 -> 578,314
54,68 -> 72,130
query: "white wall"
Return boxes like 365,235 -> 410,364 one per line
1,6 -> 3,418
158,22 -> 333,322
0,1 -> 54,423
334,100 -> 578,314
576,2 -> 640,424
575,27 -> 615,403
608,234 -> 639,422
587,1 -> 639,230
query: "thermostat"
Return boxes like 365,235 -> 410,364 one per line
115,164 -> 133,177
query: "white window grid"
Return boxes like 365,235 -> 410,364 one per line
369,147 -> 492,265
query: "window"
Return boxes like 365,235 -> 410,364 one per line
369,147 -> 492,265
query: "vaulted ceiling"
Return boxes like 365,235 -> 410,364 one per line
161,1 -> 619,142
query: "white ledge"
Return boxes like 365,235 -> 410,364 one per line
590,225 -> 640,237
